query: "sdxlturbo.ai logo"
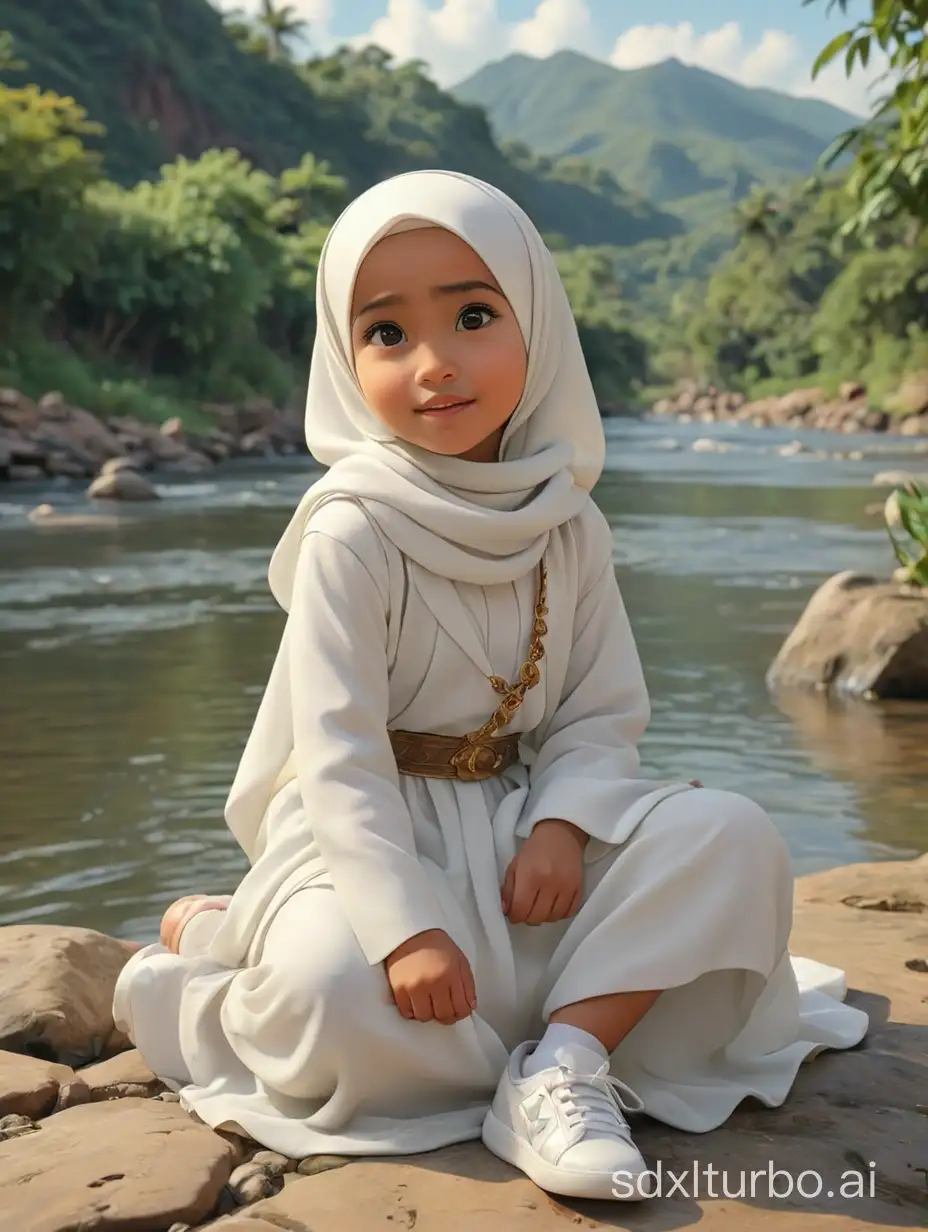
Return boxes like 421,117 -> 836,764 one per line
612,1161 -> 878,1200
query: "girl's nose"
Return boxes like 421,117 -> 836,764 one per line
415,342 -> 457,385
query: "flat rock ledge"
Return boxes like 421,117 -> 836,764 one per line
1,857 -> 925,1231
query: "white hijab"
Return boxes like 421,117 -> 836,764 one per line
267,169 -> 605,599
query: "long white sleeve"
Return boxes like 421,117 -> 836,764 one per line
288,525 -> 449,965
519,508 -> 689,849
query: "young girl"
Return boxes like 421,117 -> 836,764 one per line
114,170 -> 867,1202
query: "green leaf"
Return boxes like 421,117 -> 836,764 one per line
812,29 -> 854,77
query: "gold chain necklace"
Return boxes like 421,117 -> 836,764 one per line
449,557 -> 548,778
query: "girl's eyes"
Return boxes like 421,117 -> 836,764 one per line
363,303 -> 500,348
456,303 -> 499,331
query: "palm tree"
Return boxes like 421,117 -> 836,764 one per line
255,0 -> 309,62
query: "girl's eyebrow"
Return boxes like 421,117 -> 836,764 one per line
353,279 -> 503,322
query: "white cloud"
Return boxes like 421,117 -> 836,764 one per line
609,20 -> 885,116
350,0 -> 594,85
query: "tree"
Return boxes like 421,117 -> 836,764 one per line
0,82 -> 102,340
809,0 -> 928,240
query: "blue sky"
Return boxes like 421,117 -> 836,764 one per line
217,1 -> 881,115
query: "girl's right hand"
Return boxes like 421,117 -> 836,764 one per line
384,928 -> 477,1026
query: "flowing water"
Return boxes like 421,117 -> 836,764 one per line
1,418 -> 926,942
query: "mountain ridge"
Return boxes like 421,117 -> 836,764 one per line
452,51 -> 858,218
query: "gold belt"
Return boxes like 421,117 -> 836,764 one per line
388,556 -> 548,784
388,729 -> 521,782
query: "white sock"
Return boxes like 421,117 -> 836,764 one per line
521,1022 -> 609,1078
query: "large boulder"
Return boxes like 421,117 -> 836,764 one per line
0,925 -> 137,1066
767,571 -> 928,699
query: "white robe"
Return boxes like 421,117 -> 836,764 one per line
113,498 -> 868,1158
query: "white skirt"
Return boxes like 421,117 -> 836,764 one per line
113,788 -> 868,1159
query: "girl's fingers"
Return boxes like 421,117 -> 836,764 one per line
460,957 -> 478,1013
431,986 -> 456,1027
394,987 -> 415,1019
509,883 -> 540,925
525,887 -> 557,925
446,973 -> 471,1024
410,989 -> 434,1023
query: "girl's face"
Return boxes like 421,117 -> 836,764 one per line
349,226 -> 528,463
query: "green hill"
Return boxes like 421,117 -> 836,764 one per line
0,1 -> 681,248
453,51 -> 857,221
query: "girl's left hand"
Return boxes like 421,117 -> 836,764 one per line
501,818 -> 587,925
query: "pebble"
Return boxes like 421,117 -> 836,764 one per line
778,441 -> 807,457
228,1160 -> 283,1205
296,1153 -> 352,1176
249,1149 -> 295,1176
0,1113 -> 38,1141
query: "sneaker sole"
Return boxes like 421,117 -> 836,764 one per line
481,1109 -> 653,1201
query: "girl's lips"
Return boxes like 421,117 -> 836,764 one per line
416,398 -> 476,417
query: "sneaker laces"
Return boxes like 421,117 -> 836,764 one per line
549,1066 -> 644,1142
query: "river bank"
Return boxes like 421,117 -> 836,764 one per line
651,376 -> 928,437
0,854 -> 924,1230
0,388 -> 306,492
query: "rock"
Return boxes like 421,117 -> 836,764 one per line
692,437 -> 735,453
0,925 -> 137,1066
100,455 -> 142,476
0,1097 -> 238,1231
766,571 -> 928,699
841,381 -> 866,401
87,468 -> 159,501
228,1160 -> 284,1205
0,1113 -> 39,1141
45,451 -> 93,479
7,463 -> 44,481
886,371 -> 928,417
79,1049 -> 166,1102
900,413 -> 928,437
779,441 -> 807,457
0,1051 -> 80,1120
248,1150 -> 295,1177
872,470 -> 928,488
295,1153 -> 352,1176
38,390 -> 65,410
236,429 -> 275,458
160,416 -> 185,440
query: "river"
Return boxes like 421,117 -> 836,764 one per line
1,417 -> 926,942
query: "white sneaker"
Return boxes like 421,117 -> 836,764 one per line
482,1040 -> 653,1201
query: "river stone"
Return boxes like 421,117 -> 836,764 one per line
79,1048 -> 165,1101
0,1097 -> 238,1231
87,468 -> 159,501
0,924 -> 137,1066
0,1051 -> 79,1120
766,571 -> 928,699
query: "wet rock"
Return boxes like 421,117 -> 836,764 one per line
766,570 -> 928,699
79,1048 -> 166,1101
0,1097 -> 237,1231
0,924 -> 136,1066
872,469 -> 928,487
100,454 -> 142,476
87,468 -> 159,501
7,463 -> 44,481
692,437 -> 736,453
0,1051 -> 79,1119
779,440 -> 808,457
